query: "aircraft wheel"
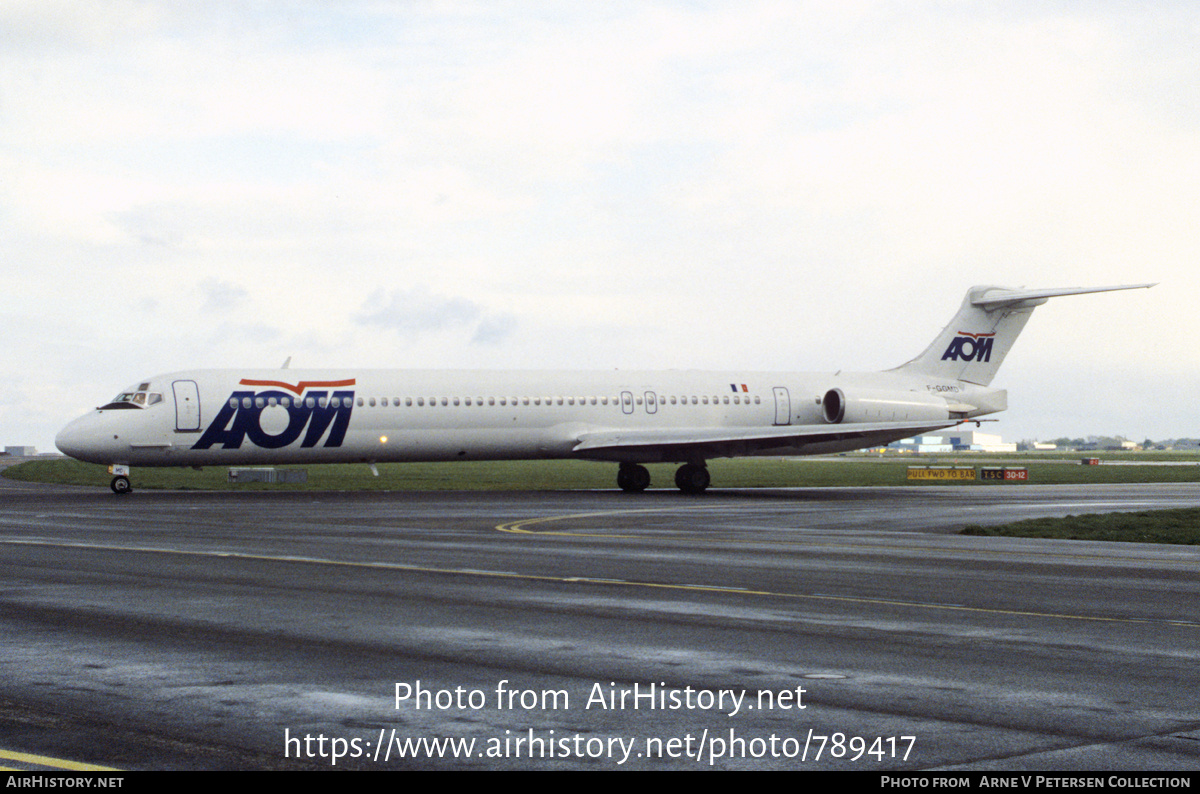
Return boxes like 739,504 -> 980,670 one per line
110,476 -> 132,495
675,463 -> 710,494
617,464 -> 650,492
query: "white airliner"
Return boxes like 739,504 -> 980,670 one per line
56,284 -> 1152,494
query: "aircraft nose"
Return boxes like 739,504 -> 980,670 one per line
56,414 -> 107,464
55,418 -> 85,459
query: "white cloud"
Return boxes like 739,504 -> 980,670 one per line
355,286 -> 517,344
198,278 -> 249,313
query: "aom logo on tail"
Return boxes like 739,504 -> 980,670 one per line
941,332 -> 996,363
193,379 -> 356,450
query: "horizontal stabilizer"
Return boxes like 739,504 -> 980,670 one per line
971,284 -> 1156,310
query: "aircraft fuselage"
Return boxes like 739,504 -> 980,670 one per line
56,368 -> 996,470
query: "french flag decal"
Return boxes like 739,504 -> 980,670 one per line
730,383 -> 749,393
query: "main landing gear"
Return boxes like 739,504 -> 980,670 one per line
617,462 -> 710,494
674,463 -> 711,494
617,462 -> 651,493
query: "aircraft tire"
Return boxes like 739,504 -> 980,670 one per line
675,463 -> 710,494
617,464 -> 650,492
110,476 -> 132,495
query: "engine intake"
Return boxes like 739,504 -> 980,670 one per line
821,388 -> 846,424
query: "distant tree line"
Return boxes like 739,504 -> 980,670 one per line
1034,436 -> 1200,451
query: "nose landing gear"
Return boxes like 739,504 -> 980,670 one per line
109,465 -> 133,495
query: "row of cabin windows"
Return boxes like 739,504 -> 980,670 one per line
360,394 -> 763,408
229,394 -> 763,410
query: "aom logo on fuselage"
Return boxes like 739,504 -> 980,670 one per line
941,332 -> 995,363
193,378 -> 356,450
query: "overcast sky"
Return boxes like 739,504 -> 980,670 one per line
4,1 -> 1196,453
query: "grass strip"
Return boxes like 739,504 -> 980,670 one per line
7,456 -> 1200,491
962,508 -> 1200,545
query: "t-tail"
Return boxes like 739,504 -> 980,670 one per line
895,284 -> 1154,386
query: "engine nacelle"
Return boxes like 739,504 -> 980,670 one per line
821,387 -> 952,424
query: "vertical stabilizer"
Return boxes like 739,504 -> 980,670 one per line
894,284 -> 1153,386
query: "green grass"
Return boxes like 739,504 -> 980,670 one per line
11,455 -> 1200,544
5,458 -> 616,491
7,453 -> 1200,491
6,458 -> 896,491
962,509 -> 1200,545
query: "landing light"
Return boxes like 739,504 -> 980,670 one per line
379,436 -> 388,444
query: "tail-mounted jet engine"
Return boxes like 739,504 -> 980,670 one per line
820,387 -> 954,424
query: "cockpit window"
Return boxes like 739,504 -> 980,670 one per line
101,387 -> 163,410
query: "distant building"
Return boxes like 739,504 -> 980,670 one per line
942,430 -> 1017,453
4,446 -> 37,457
888,435 -> 954,453
888,430 -> 1016,453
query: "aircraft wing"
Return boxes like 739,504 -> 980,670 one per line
571,420 -> 960,461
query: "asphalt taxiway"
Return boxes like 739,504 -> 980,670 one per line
1,480 -> 1198,770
